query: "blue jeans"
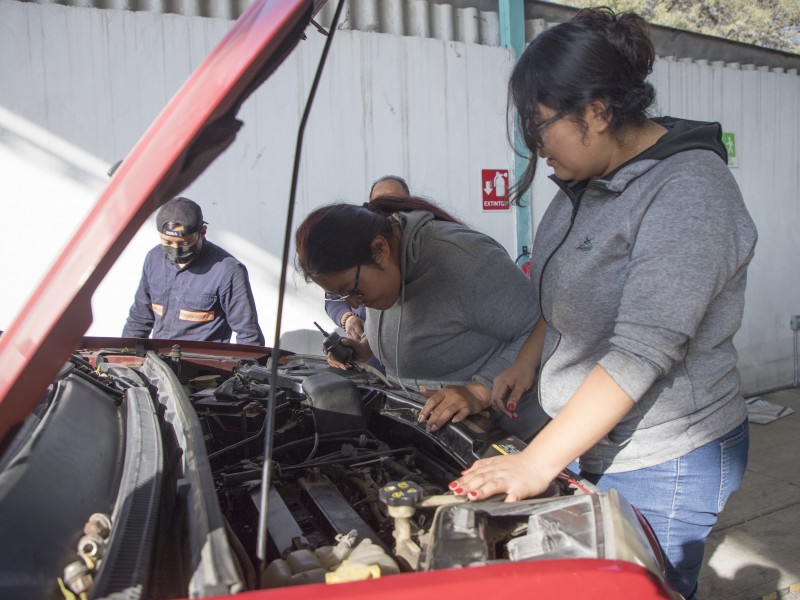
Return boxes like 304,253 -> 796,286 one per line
578,420 -> 749,600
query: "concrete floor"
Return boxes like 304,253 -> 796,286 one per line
698,386 -> 800,600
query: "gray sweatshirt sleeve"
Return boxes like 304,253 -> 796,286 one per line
465,248 -> 538,388
598,162 -> 756,401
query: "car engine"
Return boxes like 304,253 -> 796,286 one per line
0,343 -> 665,599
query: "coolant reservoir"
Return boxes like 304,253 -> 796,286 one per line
262,550 -> 326,588
347,538 -> 400,575
264,536 -> 400,588
315,530 -> 358,569
286,549 -> 323,573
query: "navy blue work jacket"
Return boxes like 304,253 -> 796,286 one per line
122,240 -> 264,345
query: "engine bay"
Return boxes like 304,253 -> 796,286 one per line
186,352 -> 559,585
0,343 -> 665,598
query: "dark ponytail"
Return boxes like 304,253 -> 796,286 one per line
366,195 -> 462,224
508,7 -> 656,204
295,196 -> 462,280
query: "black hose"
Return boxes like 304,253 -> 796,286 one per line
208,402 -> 289,460
280,447 -> 416,472
223,516 -> 257,590
272,431 -> 375,454
69,366 -> 123,399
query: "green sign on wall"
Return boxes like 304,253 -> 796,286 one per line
722,132 -> 737,168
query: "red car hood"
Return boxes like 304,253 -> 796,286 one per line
0,0 -> 321,446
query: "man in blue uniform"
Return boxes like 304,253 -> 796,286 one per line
122,197 -> 264,345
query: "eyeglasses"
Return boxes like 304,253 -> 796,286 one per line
324,264 -> 363,301
535,109 -> 568,133
533,109 -> 568,147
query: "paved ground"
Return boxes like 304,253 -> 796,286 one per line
698,386 -> 800,600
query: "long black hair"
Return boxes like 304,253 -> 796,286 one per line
295,196 -> 462,279
508,8 -> 656,204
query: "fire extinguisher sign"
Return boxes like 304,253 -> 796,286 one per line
481,169 -> 510,210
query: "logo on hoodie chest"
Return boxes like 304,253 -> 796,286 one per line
576,236 -> 593,252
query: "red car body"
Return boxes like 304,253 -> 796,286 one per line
0,1 -> 681,598
228,560 -> 675,600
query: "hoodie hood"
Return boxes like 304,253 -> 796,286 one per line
551,117 -> 729,196
395,210 -> 437,282
641,116 -> 727,163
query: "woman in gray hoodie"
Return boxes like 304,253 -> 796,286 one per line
295,196 -> 550,442
448,8 -> 757,600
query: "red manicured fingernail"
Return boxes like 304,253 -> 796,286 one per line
455,488 -> 464,494
507,403 -> 516,411
461,468 -> 471,474
449,481 -> 458,489
468,491 -> 478,498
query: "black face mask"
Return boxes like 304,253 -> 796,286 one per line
162,242 -> 199,264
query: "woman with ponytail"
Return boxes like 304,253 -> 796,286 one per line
295,195 -> 550,442
449,9 -> 757,599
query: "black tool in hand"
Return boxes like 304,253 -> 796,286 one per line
314,322 -> 354,364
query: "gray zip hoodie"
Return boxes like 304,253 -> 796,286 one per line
532,117 -> 757,473
365,211 -> 537,391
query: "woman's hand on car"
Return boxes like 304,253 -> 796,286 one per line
493,361 -> 536,412
418,382 -> 493,432
449,452 -> 553,502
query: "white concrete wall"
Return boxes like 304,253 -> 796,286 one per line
0,1 -> 517,355
1,1 -> 798,392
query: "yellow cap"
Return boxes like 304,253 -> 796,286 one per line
324,561 -> 381,584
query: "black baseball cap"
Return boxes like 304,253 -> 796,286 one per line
156,197 -> 206,237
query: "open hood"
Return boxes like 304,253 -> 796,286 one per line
0,0 -> 326,446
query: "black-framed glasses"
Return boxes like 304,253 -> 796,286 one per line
324,264 -> 363,301
535,109 -> 568,133
533,109 -> 568,146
